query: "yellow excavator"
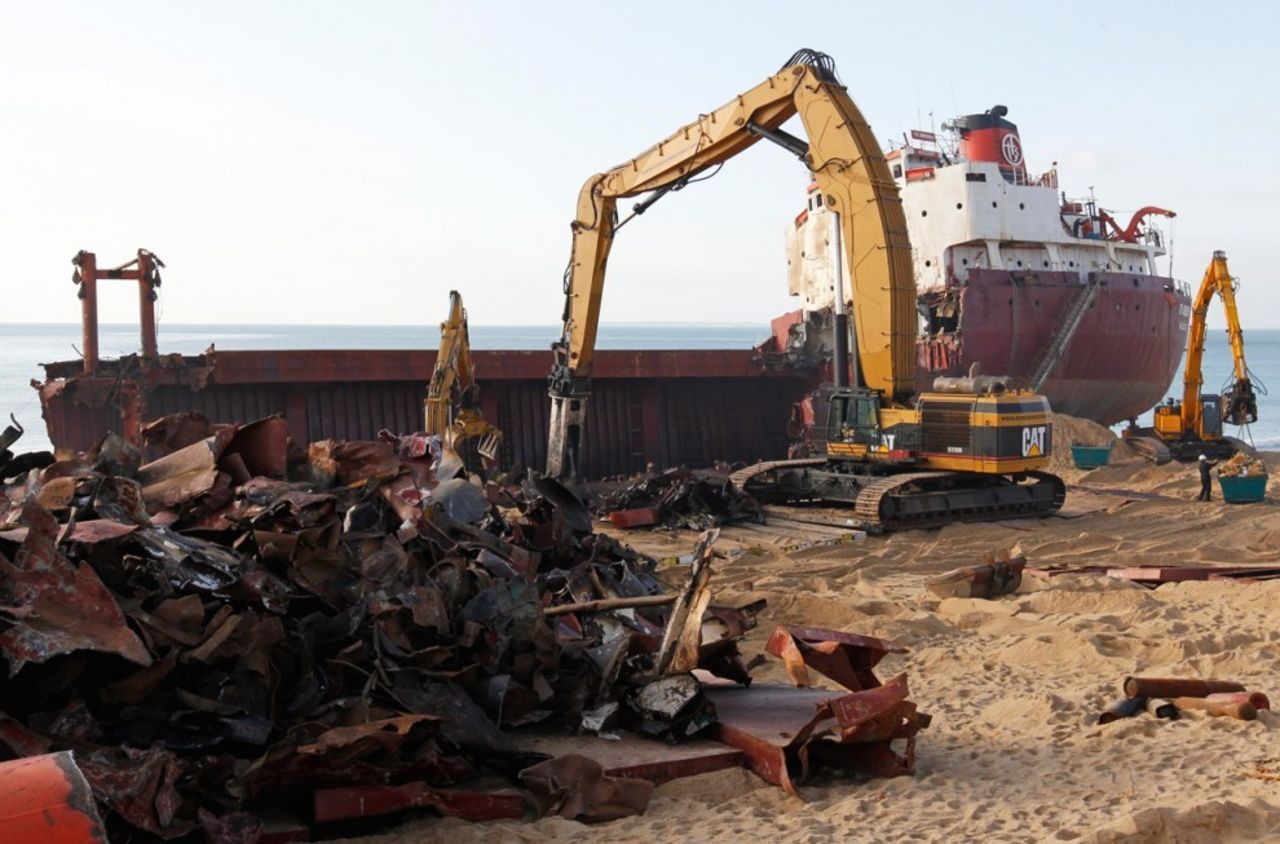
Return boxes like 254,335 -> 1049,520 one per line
1127,251 -> 1260,463
426,290 -> 502,472
546,49 -> 1064,529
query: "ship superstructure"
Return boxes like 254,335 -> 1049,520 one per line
775,105 -> 1192,425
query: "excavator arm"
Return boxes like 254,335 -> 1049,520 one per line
547,49 -> 914,478
425,291 -> 502,464
426,291 -> 474,435
1182,251 -> 1256,434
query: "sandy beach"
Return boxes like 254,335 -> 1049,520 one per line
356,430 -> 1280,843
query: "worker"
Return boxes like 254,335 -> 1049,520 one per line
1196,454 -> 1218,501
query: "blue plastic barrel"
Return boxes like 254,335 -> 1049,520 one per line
1071,444 -> 1112,469
1219,474 -> 1267,503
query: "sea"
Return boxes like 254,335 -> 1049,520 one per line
3,323 -> 1278,454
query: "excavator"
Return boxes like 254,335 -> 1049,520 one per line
1125,250 -> 1260,463
545,49 -> 1064,529
425,291 -> 503,473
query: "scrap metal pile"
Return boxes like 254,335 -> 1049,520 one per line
603,467 -> 763,531
1218,452 -> 1268,478
0,413 -> 927,840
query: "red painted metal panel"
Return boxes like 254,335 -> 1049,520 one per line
192,348 -> 783,386
40,360 -> 813,477
917,269 -> 1190,424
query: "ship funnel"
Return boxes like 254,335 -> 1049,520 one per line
955,106 -> 1026,179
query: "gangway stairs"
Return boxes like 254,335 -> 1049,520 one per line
1029,275 -> 1102,392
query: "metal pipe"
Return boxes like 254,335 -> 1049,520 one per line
138,251 -> 158,359
1098,696 -> 1147,724
931,375 -> 1009,395
830,211 -> 849,388
1205,691 -> 1270,710
1123,677 -> 1245,699
77,251 -> 99,374
1172,696 -> 1257,720
1147,698 -> 1179,719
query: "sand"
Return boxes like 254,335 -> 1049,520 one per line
352,443 -> 1280,844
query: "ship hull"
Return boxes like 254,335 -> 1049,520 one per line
37,349 -> 811,479
916,269 -> 1190,424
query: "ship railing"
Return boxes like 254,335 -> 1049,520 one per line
1018,167 -> 1058,188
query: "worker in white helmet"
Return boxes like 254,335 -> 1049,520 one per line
1196,454 -> 1218,501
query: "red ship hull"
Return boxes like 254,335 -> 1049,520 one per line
916,269 -> 1190,424
37,349 -> 811,479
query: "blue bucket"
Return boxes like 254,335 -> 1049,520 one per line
1071,444 -> 1112,470
1219,474 -> 1267,503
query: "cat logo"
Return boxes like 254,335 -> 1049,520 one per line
1021,425 -> 1046,458
880,434 -> 896,451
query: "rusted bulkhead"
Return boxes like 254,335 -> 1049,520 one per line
38,349 -> 811,478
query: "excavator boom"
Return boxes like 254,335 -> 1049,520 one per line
1139,250 -> 1258,461
547,49 -> 914,478
1182,251 -> 1255,433
425,291 -> 502,468
425,291 -> 474,435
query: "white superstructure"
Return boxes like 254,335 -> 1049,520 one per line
787,106 -> 1176,312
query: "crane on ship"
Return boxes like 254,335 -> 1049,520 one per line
1099,206 -> 1176,244
1126,251 -> 1261,463
545,48 -> 1064,529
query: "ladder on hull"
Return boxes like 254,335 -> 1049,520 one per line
1029,275 -> 1102,392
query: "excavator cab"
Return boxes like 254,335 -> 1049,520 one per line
1199,394 -> 1224,438
821,388 -> 881,448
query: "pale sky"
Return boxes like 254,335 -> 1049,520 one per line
3,1 -> 1277,329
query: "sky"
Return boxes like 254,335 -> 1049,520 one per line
2,1 -> 1277,330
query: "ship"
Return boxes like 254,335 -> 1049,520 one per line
762,105 -> 1192,426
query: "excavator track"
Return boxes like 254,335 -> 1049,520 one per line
854,470 -> 1065,531
734,460 -> 1065,531
729,458 -> 825,491
1125,436 -> 1172,465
